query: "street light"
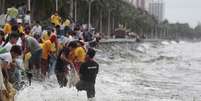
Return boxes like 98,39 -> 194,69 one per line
26,0 -> 31,25
88,0 -> 95,31
56,0 -> 58,11
28,0 -> 31,11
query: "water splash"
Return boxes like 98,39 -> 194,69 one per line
16,41 -> 201,101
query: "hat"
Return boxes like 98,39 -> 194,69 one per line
10,45 -> 22,55
87,48 -> 96,58
63,19 -> 70,27
50,34 -> 57,42
25,26 -> 31,34
68,41 -> 78,48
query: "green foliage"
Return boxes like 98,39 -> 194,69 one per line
96,0 -> 157,33
167,23 -> 193,34
3,0 -> 157,35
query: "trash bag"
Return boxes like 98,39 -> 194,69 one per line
1,82 -> 16,101
23,52 -> 31,70
67,67 -> 80,88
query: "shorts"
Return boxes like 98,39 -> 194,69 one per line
29,49 -> 42,69
76,80 -> 95,98
41,59 -> 49,76
55,70 -> 67,87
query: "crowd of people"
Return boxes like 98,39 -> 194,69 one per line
0,9 -> 101,101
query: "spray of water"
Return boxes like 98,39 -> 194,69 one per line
16,41 -> 201,101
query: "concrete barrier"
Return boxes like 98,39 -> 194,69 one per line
100,39 -> 162,43
100,39 -> 137,43
97,39 -> 162,54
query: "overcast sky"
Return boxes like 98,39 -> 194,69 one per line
165,0 -> 201,27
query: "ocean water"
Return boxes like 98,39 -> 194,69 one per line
16,41 -> 201,101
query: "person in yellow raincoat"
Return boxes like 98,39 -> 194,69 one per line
41,35 -> 57,78
17,19 -> 24,34
68,41 -> 86,73
41,31 -> 51,43
51,12 -> 61,26
3,22 -> 12,35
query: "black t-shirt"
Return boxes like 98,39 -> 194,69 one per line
55,47 -> 70,72
79,60 -> 99,83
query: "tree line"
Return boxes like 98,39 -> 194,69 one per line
156,20 -> 201,40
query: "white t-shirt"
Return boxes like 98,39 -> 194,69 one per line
3,42 -> 13,51
60,24 -> 65,30
31,25 -> 42,36
16,38 -> 22,46
0,64 -> 6,90
0,52 -> 12,64
0,42 -> 4,47
24,14 -> 31,25
0,14 -> 6,26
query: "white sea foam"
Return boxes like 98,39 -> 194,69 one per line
16,41 -> 201,101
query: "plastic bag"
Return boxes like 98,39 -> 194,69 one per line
24,52 -> 31,70
1,82 -> 16,101
67,67 -> 80,88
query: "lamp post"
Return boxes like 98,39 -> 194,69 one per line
88,0 -> 92,30
70,0 -> 73,18
74,0 -> 77,23
28,0 -> 31,11
27,0 -> 31,25
2,0 -> 5,14
56,0 -> 58,11
88,0 -> 95,31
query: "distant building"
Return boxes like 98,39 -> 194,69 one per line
136,0 -> 145,10
126,0 -> 144,10
145,0 -> 151,11
126,0 -> 136,7
126,0 -> 165,22
148,0 -> 164,22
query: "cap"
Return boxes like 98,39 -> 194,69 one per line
87,48 -> 96,58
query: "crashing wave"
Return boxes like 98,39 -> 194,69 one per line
161,41 -> 170,45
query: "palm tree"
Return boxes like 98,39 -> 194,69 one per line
96,0 -> 120,35
2,0 -> 159,38
31,0 -> 54,20
0,0 -> 5,13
